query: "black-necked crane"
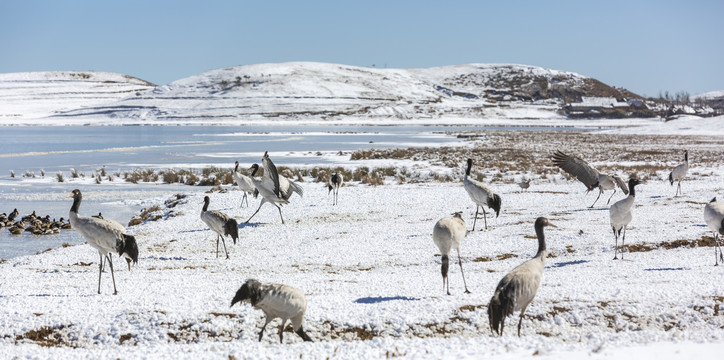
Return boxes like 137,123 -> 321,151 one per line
488,217 -> 555,336
200,196 -> 239,259
552,150 -> 629,208
669,150 -> 689,197
609,178 -> 642,260
463,158 -> 501,231
233,161 -> 256,208
231,279 -> 313,343
68,189 -> 139,295
432,211 -> 470,295
245,152 -> 303,224
328,172 -> 343,205
704,197 -> 724,266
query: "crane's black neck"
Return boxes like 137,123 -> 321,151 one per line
534,223 -> 547,257
70,193 -> 81,214
684,151 -> 688,162
202,197 -> 210,212
465,159 -> 473,176
234,162 -> 239,172
250,164 -> 259,177
628,179 -> 639,197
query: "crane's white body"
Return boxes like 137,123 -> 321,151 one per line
704,198 -> 724,265
432,213 -> 469,295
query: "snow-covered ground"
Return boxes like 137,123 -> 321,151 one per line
1,159 -> 723,358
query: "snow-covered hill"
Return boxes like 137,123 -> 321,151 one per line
0,71 -> 155,122
0,63 -> 648,125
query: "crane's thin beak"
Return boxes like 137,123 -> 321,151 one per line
548,223 -> 558,228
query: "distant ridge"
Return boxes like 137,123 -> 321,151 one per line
2,62 -> 710,124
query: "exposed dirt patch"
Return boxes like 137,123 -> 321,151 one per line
15,325 -> 75,347
626,235 -> 719,253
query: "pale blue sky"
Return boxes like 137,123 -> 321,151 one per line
1,0 -> 721,97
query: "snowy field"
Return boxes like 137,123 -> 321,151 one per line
2,143 -> 724,359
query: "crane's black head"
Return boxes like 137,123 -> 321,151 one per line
534,217 -> 555,229
488,194 -> 502,217
465,158 -> 473,175
234,160 -> 239,171
69,189 -> 82,213
231,279 -> 263,307
202,196 -> 211,212
586,181 -> 600,193
119,234 -> 139,271
249,163 -> 260,176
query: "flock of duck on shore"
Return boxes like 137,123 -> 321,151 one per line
3,149 -> 724,342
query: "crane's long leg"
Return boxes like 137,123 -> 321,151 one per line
612,226 -> 619,260
220,235 -> 229,260
457,249 -> 471,294
107,254 -> 118,295
241,193 -> 248,208
715,233 -> 721,266
590,189 -> 603,208
296,326 -> 313,342
274,203 -> 285,224
517,305 -> 529,337
471,205 -> 479,231
607,188 -> 616,205
483,208 -> 489,230
278,319 -> 287,344
97,253 -> 103,294
258,316 -> 272,342
677,181 -> 682,196
246,199 -> 266,223
621,226 -> 627,260
216,234 -> 219,258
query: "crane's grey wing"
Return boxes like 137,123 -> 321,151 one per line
612,175 -> 629,195
262,152 -> 281,198
552,151 -> 600,187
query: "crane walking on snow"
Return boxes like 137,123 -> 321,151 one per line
231,279 -> 313,343
669,150 -> 689,197
200,196 -> 239,259
488,217 -> 555,336
609,178 -> 642,260
233,161 -> 256,208
704,197 -> 724,266
328,172 -> 343,205
432,212 -> 470,295
68,189 -> 139,295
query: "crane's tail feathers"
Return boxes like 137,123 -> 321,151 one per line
288,180 -> 304,198
328,183 -> 333,193
668,172 -> 674,185
488,286 -> 515,336
120,234 -> 139,265
253,188 -> 259,198
488,194 -> 502,218
225,218 -> 239,244
720,218 -> 724,236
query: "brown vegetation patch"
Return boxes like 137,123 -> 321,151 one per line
210,312 -> 237,318
119,333 -> 133,344
322,321 -> 376,341
73,262 -> 92,267
626,235 -> 719,253
16,325 -> 74,347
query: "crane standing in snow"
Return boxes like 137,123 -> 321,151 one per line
609,178 -> 643,260
704,197 -> 724,266
463,158 -> 501,231
328,172 -> 343,205
68,189 -> 139,295
552,150 -> 629,208
231,279 -> 313,343
488,217 -> 555,336
200,196 -> 238,259
669,150 -> 689,197
432,212 -> 470,295
232,161 -> 256,208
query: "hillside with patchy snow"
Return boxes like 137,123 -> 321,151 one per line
0,63 -> 658,125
